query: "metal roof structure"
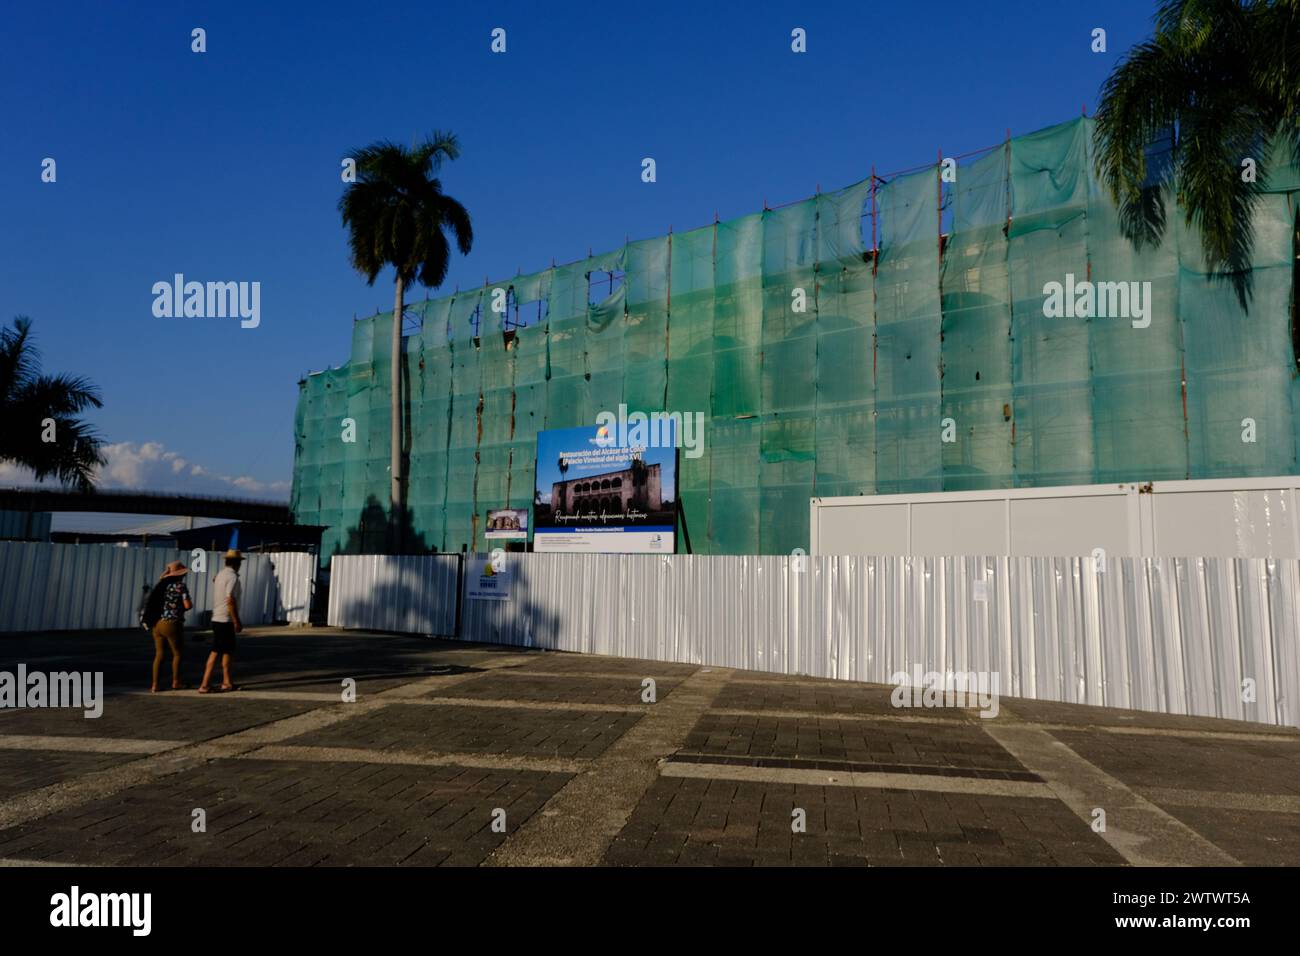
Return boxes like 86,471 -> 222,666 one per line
0,487 -> 292,523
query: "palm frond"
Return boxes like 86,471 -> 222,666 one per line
0,318 -> 105,491
412,131 -> 461,174
1094,34 -> 1192,247
0,316 -> 38,404
14,373 -> 104,417
339,131 -> 474,293
1094,0 -> 1298,309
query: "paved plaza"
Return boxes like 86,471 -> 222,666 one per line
1,627 -> 1297,867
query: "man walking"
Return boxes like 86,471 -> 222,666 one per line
199,549 -> 243,694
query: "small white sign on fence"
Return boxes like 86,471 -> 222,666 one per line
466,555 -> 511,601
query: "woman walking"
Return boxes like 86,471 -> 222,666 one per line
143,560 -> 193,692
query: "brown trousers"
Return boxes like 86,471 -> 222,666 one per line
152,618 -> 183,651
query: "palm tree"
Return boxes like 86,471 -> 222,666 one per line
0,316 -> 105,491
339,132 -> 473,548
1094,0 -> 1299,308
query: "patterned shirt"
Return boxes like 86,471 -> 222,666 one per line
161,580 -> 190,622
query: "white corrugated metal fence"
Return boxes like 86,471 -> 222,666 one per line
326,551 -> 1300,728
0,542 -> 317,632
326,553 -> 459,634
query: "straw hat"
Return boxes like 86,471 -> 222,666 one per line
224,549 -> 243,560
161,560 -> 188,579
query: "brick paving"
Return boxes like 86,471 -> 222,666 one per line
0,749 -> 133,801
430,672 -> 680,706
0,758 -> 571,866
519,652 -> 699,677
603,777 -> 1126,867
1049,729 -> 1300,796
0,693 -> 318,740
1,626 -> 1298,867
713,679 -> 915,717
283,701 -> 642,759
1155,805 -> 1300,866
682,711 -> 1027,772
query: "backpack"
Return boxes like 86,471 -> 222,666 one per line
140,579 -> 169,630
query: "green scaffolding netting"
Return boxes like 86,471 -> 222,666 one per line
292,116 -> 1300,561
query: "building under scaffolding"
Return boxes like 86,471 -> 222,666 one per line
291,117 -> 1300,560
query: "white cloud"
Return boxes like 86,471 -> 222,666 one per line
0,441 -> 290,499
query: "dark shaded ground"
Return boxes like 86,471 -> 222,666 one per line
1,627 -> 1297,867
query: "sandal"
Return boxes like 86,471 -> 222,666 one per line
198,686 -> 212,694
172,682 -> 190,690
219,684 -> 239,693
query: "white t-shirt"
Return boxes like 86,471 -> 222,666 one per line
211,567 -> 242,623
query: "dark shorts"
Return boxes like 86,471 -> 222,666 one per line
212,621 -> 237,655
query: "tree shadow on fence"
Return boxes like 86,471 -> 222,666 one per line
458,551 -> 566,654
339,495 -> 436,556
332,517 -> 566,654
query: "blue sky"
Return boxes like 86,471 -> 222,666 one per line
0,0 -> 1157,511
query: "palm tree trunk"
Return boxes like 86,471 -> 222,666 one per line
390,273 -> 404,551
